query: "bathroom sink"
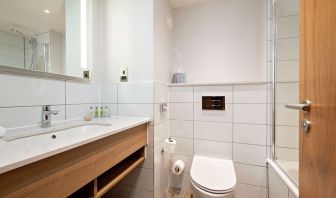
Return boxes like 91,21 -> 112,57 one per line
3,120 -> 112,142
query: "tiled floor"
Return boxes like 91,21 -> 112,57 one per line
166,188 -> 193,198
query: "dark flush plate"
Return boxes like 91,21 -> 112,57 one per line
202,96 -> 225,110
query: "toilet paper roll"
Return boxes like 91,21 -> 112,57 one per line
0,127 -> 6,138
172,160 -> 185,175
164,138 -> 176,154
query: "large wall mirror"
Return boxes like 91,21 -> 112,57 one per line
0,0 -> 92,81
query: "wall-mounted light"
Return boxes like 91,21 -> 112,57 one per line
44,9 -> 50,14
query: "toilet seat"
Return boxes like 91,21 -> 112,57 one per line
190,155 -> 236,195
191,179 -> 233,194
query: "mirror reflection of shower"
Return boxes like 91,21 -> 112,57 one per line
10,28 -> 50,72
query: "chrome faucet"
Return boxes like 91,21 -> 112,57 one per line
41,105 -> 59,128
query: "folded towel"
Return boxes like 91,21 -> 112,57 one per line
0,126 -> 6,138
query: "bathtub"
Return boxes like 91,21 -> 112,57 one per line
267,159 -> 299,198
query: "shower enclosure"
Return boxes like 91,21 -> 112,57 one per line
270,0 -> 300,185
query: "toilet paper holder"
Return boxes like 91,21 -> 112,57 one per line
172,160 -> 185,175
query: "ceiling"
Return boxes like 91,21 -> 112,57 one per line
0,0 -> 65,36
169,0 -> 210,8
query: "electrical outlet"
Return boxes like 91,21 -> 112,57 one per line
120,67 -> 128,82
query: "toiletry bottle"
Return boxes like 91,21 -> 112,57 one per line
100,107 -> 104,117
104,106 -> 109,117
95,107 -> 99,118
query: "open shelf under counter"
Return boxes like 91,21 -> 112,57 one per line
0,123 -> 148,198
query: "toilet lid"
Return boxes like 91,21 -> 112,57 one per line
190,155 -> 236,192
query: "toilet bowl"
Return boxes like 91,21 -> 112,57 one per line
190,155 -> 236,198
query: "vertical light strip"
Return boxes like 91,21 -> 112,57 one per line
80,0 -> 87,69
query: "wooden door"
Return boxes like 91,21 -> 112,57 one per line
300,0 -> 336,197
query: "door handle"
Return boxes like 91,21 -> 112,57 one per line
285,100 -> 311,113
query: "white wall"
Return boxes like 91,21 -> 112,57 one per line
92,0 -> 154,83
154,0 -> 173,83
172,0 -> 267,83
65,0 -> 82,77
0,30 -> 24,68
169,83 -> 268,197
50,30 -> 65,75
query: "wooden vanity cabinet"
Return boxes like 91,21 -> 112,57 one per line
0,124 -> 148,198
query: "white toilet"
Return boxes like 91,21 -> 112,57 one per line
190,155 -> 236,198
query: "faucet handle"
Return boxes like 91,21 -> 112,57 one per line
42,105 -> 59,115
42,105 -> 51,111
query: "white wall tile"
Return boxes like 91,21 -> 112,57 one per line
169,103 -> 193,121
100,83 -> 118,103
276,60 -> 299,82
233,104 -> 267,124
267,146 -> 273,159
275,0 -> 299,17
118,104 -> 154,120
0,105 -> 65,128
267,103 -> 273,125
276,15 -> 299,39
267,125 -> 272,146
194,121 -> 232,142
233,143 -> 266,166
275,104 -> 299,126
0,30 -> 25,48
118,82 -> 154,104
102,104 -> 118,116
172,137 -> 194,156
66,82 -> 100,104
233,124 -> 267,145
66,104 -> 118,120
169,86 -> 193,103
169,120 -> 193,138
194,103 -> 232,122
194,139 -> 232,159
155,83 -> 169,103
275,147 -> 298,161
0,74 -> 65,107
276,82 -> 299,104
235,183 -> 267,198
235,163 -> 267,187
66,104 -> 93,120
194,85 -> 233,103
154,120 -> 169,146
275,126 -> 299,148
121,167 -> 154,191
276,38 -> 299,60
233,84 -> 267,104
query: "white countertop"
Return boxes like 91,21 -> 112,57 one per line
169,81 -> 269,87
0,116 -> 151,174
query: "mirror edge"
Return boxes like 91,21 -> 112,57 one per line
0,65 -> 90,83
